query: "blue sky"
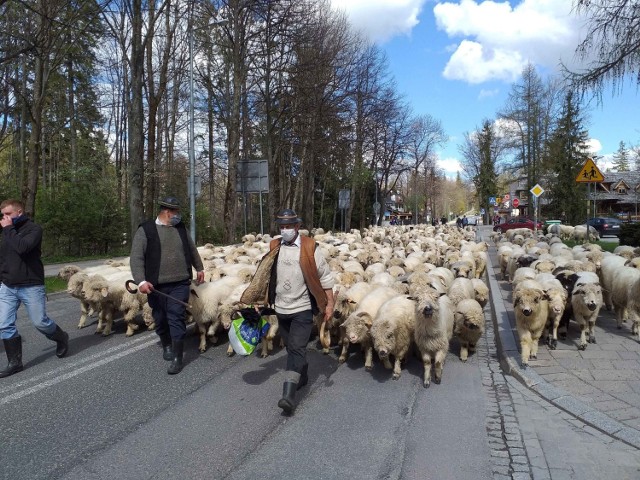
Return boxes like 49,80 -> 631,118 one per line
331,0 -> 640,177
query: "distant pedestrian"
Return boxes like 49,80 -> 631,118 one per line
0,199 -> 70,378
462,215 -> 468,227
441,216 -> 447,225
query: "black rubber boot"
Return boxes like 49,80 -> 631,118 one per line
278,381 -> 297,414
159,334 -> 173,361
297,364 -> 308,390
46,325 -> 69,358
0,336 -> 24,378
167,340 -> 184,375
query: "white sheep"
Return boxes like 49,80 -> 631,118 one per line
414,289 -> 455,387
339,286 -> 400,369
189,275 -> 245,352
570,272 -> 603,350
513,279 -> 549,368
370,296 -> 416,379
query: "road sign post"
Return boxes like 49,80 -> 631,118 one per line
530,184 -> 544,234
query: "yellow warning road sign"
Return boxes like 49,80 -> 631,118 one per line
576,158 -> 604,183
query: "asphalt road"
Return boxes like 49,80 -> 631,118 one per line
1,292 -> 494,480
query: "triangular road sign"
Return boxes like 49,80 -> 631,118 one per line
576,158 -> 605,183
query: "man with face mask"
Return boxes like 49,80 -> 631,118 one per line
266,208 -> 334,414
0,199 -> 70,378
130,196 -> 205,374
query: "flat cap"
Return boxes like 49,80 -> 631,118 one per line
158,196 -> 181,209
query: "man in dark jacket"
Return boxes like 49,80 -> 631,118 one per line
130,196 -> 204,374
0,199 -> 69,378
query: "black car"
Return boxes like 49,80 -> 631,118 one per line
587,217 -> 622,236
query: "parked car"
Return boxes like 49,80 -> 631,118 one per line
493,217 -> 543,233
587,217 -> 623,237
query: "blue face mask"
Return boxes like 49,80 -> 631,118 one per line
169,213 -> 181,226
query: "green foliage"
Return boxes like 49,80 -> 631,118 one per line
618,223 -> 640,247
563,239 -> 617,253
36,170 -> 128,257
44,276 -> 68,294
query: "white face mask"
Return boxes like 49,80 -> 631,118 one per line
280,228 -> 296,242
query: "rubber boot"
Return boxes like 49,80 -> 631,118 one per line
46,325 -> 69,358
167,339 -> 184,375
0,336 -> 24,378
159,334 -> 173,361
278,381 -> 297,414
297,364 -> 308,390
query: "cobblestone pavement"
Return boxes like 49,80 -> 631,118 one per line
477,226 -> 640,478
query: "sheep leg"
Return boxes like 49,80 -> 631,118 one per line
519,334 -> 532,368
226,344 -> 235,356
197,324 -> 208,353
549,316 -> 560,350
588,320 -> 597,344
206,320 -> 219,345
338,338 -> 348,367
421,351 -> 433,388
434,349 -> 447,384
364,345 -> 374,371
392,356 -> 402,380
459,342 -> 469,362
382,356 -> 392,370
95,310 -> 105,333
77,301 -> 90,329
615,306 -> 626,329
101,310 -> 114,336
530,333 -> 542,359
577,321 -> 588,350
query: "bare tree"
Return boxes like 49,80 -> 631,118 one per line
566,0 -> 640,98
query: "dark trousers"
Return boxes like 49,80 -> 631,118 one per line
277,310 -> 314,374
147,280 -> 190,340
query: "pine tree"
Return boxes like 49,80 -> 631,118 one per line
545,91 -> 590,225
612,141 -> 630,171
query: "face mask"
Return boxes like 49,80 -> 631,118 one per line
169,213 -> 181,226
280,228 -> 296,243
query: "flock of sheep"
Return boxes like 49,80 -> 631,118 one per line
494,226 -> 640,368
59,224 -> 492,387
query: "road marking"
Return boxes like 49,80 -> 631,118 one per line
0,335 -> 159,405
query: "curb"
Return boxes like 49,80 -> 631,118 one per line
484,231 -> 640,450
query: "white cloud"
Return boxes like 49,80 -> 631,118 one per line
478,88 -> 499,99
433,0 -> 584,83
586,138 -> 602,155
331,0 -> 426,43
438,157 -> 462,174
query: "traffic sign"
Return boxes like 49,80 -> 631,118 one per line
504,193 -> 510,201
489,196 -> 496,206
530,184 -> 544,197
576,158 -> 605,183
504,200 -> 510,209
512,198 -> 520,208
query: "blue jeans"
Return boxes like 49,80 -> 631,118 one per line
0,284 -> 56,339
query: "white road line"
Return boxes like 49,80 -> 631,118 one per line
0,336 -> 159,405
0,332 -> 157,395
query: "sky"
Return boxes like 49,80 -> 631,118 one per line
330,0 -> 640,178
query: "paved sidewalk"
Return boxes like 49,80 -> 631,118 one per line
480,226 -> 640,450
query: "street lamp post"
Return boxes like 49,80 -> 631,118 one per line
188,17 -> 228,242
188,28 -> 196,241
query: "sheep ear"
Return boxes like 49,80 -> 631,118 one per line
101,287 -> 109,298
364,314 -> 374,329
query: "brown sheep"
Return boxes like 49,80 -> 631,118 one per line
453,298 -> 485,362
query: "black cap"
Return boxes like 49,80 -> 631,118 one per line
158,196 -> 181,209
275,208 -> 302,225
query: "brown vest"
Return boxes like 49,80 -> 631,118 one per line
268,236 -> 327,313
